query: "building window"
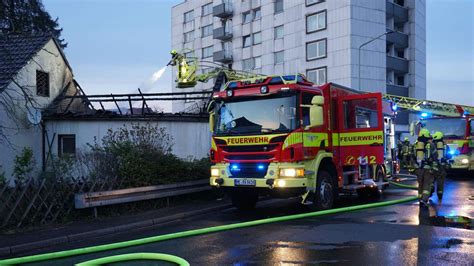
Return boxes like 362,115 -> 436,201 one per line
201,24 -> 213,37
202,3 -> 213,16
243,35 -> 251,47
36,70 -> 49,97
306,39 -> 326,60
274,25 -> 284,39
306,0 -> 325,6
307,67 -> 326,85
254,56 -> 261,69
184,30 -> 194,43
184,10 -> 194,23
254,8 -> 261,20
275,0 -> 283,14
58,134 -> 76,157
253,31 -> 261,45
202,46 -> 213,58
306,10 -> 326,33
243,11 -> 252,24
184,51 -> 194,59
243,58 -> 254,70
274,51 -> 284,64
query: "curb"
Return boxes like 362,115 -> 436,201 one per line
0,203 -> 233,258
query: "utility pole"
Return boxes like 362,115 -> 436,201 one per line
358,30 -> 394,91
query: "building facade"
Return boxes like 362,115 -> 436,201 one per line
171,0 -> 426,130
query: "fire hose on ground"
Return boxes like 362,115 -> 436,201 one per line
0,180 -> 418,265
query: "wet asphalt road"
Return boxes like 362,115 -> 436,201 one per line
17,178 -> 474,265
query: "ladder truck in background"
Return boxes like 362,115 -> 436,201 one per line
386,93 -> 473,175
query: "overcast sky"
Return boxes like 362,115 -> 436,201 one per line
43,0 -> 473,110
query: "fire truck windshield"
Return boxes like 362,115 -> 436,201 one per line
421,118 -> 467,138
214,95 -> 297,135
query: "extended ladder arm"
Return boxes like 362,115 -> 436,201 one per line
383,94 -> 474,117
169,50 -> 264,89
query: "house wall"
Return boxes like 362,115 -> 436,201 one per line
0,39 -> 73,183
44,120 -> 211,161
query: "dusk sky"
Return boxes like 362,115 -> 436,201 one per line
43,0 -> 473,110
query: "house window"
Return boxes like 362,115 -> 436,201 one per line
253,31 -> 261,45
202,3 -> 213,16
184,30 -> 194,43
274,51 -> 284,64
184,10 -> 194,23
243,58 -> 254,70
306,10 -> 326,33
58,134 -> 76,157
243,35 -> 251,47
36,70 -> 50,97
243,11 -> 252,24
254,56 -> 261,69
274,25 -> 284,39
306,39 -> 326,60
201,24 -> 213,37
254,8 -> 261,20
202,46 -> 213,58
306,67 -> 327,85
306,0 -> 325,6
275,0 -> 283,13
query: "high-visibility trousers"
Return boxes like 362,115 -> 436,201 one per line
420,169 -> 435,202
436,166 -> 446,195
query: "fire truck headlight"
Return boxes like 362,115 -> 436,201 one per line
279,168 -> 304,178
277,179 -> 286,187
461,158 -> 469,164
211,168 -> 220,177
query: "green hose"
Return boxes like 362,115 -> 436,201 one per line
75,252 -> 189,266
0,195 -> 418,265
388,181 -> 418,189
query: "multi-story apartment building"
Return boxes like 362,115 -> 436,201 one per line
171,0 -> 426,131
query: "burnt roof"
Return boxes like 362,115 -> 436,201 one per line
0,34 -> 70,91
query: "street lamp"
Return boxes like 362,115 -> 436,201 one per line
358,30 -> 394,91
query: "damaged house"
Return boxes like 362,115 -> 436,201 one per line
0,35 -> 210,184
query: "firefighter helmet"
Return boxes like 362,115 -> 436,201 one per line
419,128 -> 430,138
433,131 -> 444,140
170,49 -> 177,55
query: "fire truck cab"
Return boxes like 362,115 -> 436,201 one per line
417,115 -> 474,174
208,75 -> 394,210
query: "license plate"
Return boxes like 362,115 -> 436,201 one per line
234,179 -> 256,186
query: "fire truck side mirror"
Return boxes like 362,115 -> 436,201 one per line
310,96 -> 324,127
209,112 -> 215,133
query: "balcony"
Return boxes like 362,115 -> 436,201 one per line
386,29 -> 408,48
387,55 -> 408,73
386,1 -> 408,23
213,2 -> 233,18
213,50 -> 233,63
387,84 -> 409,97
213,27 -> 233,40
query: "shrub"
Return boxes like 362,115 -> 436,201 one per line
13,147 -> 35,184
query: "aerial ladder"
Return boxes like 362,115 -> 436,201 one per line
169,50 -> 474,117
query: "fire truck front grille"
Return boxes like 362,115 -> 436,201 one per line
229,163 -> 269,178
222,144 -> 278,153
226,154 -> 273,161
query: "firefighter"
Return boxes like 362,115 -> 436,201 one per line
401,137 -> 411,169
432,131 -> 447,200
415,128 -> 437,206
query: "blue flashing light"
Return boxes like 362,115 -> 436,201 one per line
391,104 -> 398,112
421,112 -> 429,118
231,164 -> 240,171
449,150 -> 456,155
257,164 -> 265,170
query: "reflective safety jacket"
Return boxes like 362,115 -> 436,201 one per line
434,139 -> 446,164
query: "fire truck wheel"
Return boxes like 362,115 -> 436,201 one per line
313,170 -> 336,210
230,189 -> 258,210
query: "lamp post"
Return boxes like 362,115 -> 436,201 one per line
358,30 -> 394,91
